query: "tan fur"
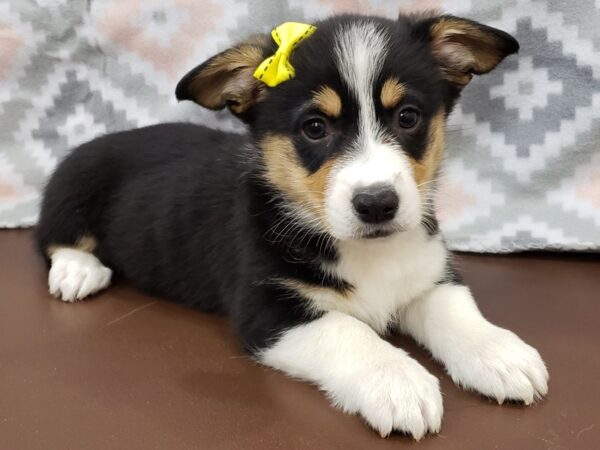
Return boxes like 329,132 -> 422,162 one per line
260,134 -> 338,225
187,43 -> 266,113
273,277 -> 350,302
380,78 -> 406,109
75,235 -> 97,253
47,235 -> 97,258
409,110 -> 445,189
306,158 -> 336,208
430,18 -> 506,86
312,86 -> 342,118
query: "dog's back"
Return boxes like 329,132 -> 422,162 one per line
36,123 -> 247,311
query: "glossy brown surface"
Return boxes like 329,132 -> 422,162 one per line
1,229 -> 599,449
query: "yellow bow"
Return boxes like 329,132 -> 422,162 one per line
253,22 -> 317,87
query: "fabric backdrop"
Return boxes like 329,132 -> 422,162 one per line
1,0 -> 598,252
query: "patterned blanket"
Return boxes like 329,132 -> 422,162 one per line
1,0 -> 598,252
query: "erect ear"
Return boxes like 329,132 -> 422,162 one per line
421,15 -> 519,88
175,36 -> 269,116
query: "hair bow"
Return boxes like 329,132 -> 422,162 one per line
253,22 -> 317,87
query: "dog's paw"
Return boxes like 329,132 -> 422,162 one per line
332,355 -> 443,439
49,248 -> 112,302
447,325 -> 548,405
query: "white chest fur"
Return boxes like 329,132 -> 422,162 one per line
313,228 -> 448,333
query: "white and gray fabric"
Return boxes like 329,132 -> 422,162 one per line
1,0 -> 598,252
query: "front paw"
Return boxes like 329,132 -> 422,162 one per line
447,325 -> 549,404
331,355 -> 443,440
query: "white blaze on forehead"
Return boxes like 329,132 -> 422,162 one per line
334,22 -> 389,141
325,21 -> 422,240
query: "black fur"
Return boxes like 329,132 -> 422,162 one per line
35,123 -> 328,349
36,13 -> 517,353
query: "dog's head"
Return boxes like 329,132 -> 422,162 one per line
177,13 -> 518,241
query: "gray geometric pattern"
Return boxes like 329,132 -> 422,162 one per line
440,0 -> 600,251
0,0 -> 598,252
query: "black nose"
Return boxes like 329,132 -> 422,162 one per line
352,184 -> 399,224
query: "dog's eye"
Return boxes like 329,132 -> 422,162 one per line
397,107 -> 420,129
302,118 -> 327,140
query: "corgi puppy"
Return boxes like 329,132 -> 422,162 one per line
36,12 -> 548,439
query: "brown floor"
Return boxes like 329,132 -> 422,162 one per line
1,229 -> 599,449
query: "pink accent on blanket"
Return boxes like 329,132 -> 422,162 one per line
436,180 -> 478,223
96,0 -> 224,81
0,164 -> 34,207
315,0 -> 443,15
576,172 -> 600,209
0,22 -> 23,81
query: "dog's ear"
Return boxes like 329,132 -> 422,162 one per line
417,14 -> 519,88
175,36 -> 269,116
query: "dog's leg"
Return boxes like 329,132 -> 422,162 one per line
260,311 -> 443,439
400,283 -> 548,404
48,247 -> 112,302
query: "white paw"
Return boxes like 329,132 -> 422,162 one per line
49,248 -> 112,302
332,355 -> 443,439
447,325 -> 549,405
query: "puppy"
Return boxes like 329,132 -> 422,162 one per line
36,12 -> 548,439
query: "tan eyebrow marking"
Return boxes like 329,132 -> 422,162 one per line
312,86 -> 342,118
380,78 -> 406,109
